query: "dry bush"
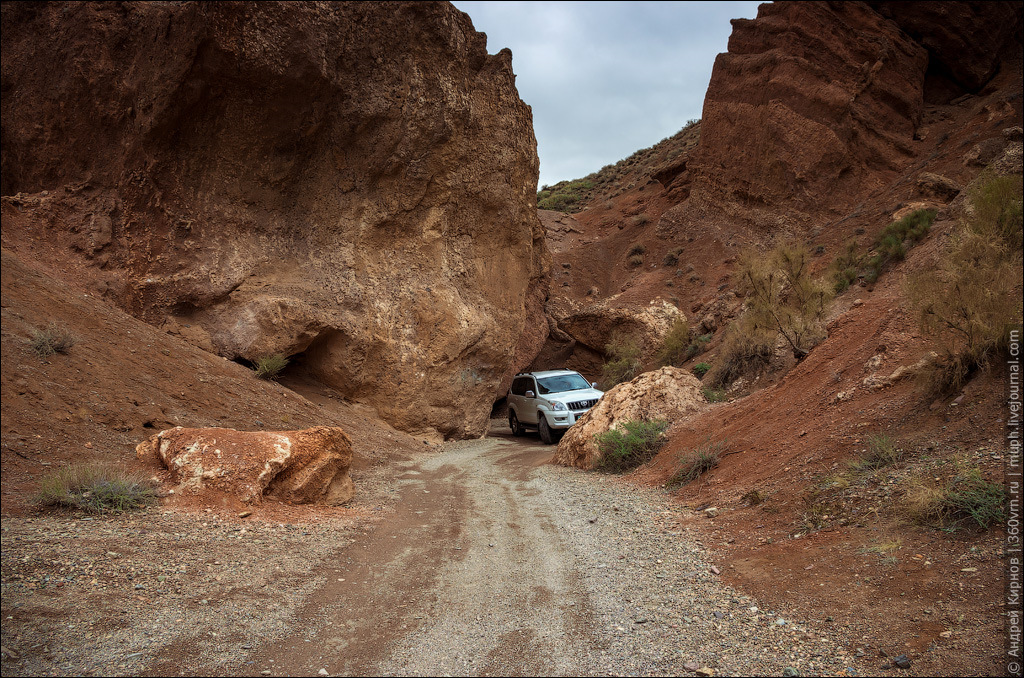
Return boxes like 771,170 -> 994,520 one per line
903,465 -> 1006,530
655,317 -> 691,367
737,243 -> 832,360
601,332 -> 641,389
848,433 -> 904,472
30,321 -> 77,357
666,438 -> 725,487
704,317 -> 775,388
908,173 -> 1022,393
36,462 -> 155,513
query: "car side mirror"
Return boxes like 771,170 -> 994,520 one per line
525,390 -> 535,398
592,382 -> 598,388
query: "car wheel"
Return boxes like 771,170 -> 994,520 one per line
539,416 -> 554,445
509,411 -> 523,437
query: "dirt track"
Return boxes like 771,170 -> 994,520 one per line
131,427 -> 852,677
246,434 -> 595,676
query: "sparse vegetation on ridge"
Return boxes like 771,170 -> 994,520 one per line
536,120 -> 702,210
908,174 -> 1023,394
537,179 -> 596,212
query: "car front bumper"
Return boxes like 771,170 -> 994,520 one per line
542,408 -> 592,430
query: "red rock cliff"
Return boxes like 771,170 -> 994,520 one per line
658,0 -> 1022,237
1,1 -> 548,439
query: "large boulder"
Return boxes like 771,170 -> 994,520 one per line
1,1 -> 546,440
553,367 -> 706,470
137,426 -> 354,505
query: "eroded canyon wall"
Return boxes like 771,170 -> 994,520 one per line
1,1 -> 548,439
659,0 -> 1022,238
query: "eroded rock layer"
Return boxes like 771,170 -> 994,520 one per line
659,0 -> 1022,237
1,1 -> 547,439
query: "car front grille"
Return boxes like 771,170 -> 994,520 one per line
568,399 -> 598,411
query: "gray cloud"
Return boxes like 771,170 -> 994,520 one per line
451,0 -> 763,187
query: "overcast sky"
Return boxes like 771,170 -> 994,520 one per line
451,1 -> 763,188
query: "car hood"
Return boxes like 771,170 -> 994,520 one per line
547,388 -> 603,404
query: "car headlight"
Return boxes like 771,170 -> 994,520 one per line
551,401 -> 568,411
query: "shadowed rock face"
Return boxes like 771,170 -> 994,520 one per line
1,1 -> 548,439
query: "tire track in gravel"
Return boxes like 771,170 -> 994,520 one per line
245,434 -> 600,677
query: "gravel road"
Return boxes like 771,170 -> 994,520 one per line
2,425 -> 858,676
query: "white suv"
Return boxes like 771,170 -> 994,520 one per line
507,370 -> 603,444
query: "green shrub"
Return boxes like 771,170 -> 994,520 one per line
601,333 -> 641,389
702,387 -> 727,402
693,362 -> 711,378
666,438 -> 724,487
685,332 -> 713,360
943,469 -> 1007,528
867,209 -> 936,283
908,174 -> 1022,393
30,322 -> 77,357
656,317 -> 691,367
594,419 -> 670,473
254,354 -> 289,380
830,209 -> 937,289
537,179 -> 596,212
36,463 -> 155,513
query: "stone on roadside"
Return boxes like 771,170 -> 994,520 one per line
893,654 -> 911,669
137,426 -> 354,505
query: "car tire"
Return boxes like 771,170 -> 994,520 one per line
539,416 -> 554,445
509,411 -> 524,437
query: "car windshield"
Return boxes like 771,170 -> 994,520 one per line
536,373 -> 591,394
